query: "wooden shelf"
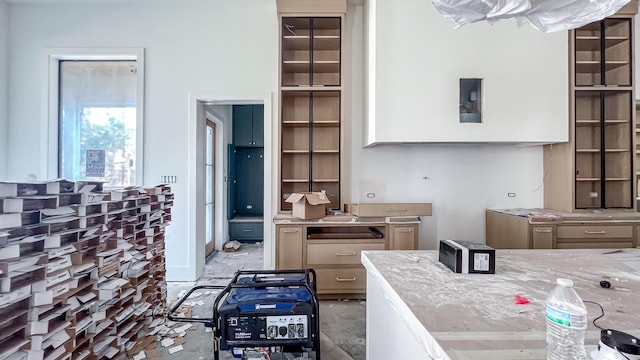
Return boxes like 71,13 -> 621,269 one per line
606,36 -> 629,44
574,86 -> 634,91
283,61 -> 310,73
282,121 -> 310,126
282,179 -> 310,183
578,119 -> 631,126
312,149 -> 339,153
577,36 -> 629,50
605,178 -> 631,181
604,120 -> 630,124
313,36 -> 340,50
283,36 -> 311,50
281,85 -> 341,91
576,36 -> 599,41
576,178 -> 601,181
313,120 -> 339,126
604,148 -> 629,152
282,149 -> 310,154
576,149 -> 600,152
312,179 -> 339,182
605,60 -> 630,68
576,120 -> 600,125
312,62 -> 340,73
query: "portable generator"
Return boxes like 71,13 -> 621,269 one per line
168,269 -> 321,360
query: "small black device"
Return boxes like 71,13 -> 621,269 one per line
438,239 -> 495,274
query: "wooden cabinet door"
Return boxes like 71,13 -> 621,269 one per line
276,226 -> 304,269
532,226 -> 553,249
236,147 -> 264,216
233,105 -> 254,146
390,225 -> 418,250
252,105 -> 264,147
227,145 -> 237,219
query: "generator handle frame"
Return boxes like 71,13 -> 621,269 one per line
167,285 -> 225,327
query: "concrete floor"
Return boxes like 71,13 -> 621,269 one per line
162,243 -> 366,360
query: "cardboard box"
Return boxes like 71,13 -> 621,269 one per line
438,240 -> 495,274
285,192 -> 331,220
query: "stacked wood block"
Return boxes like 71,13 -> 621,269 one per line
0,180 -> 172,360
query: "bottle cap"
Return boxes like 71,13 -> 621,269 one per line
557,278 -> 573,287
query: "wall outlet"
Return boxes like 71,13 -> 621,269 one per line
366,192 -> 376,198
161,175 -> 177,184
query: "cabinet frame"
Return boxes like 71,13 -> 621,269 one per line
544,14 -> 637,212
278,12 -> 345,212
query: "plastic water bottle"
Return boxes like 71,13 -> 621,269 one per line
545,278 -> 588,360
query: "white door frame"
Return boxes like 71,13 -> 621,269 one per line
187,92 -> 276,280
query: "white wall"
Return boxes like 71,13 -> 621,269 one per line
364,0 -> 568,145
347,5 -> 544,249
0,0 -> 8,179
7,0 -> 278,281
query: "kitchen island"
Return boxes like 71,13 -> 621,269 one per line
361,249 -> 640,360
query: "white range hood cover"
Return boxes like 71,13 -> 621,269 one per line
430,0 -> 632,32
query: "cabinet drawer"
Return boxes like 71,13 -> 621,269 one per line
315,268 -> 366,293
349,203 -> 432,217
307,243 -> 385,266
556,225 -> 632,239
229,222 -> 264,240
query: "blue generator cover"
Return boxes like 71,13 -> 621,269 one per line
224,275 -> 313,305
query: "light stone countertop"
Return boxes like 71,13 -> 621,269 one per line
362,249 -> 640,359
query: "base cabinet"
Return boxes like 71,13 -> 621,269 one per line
389,224 -> 418,250
275,221 -> 420,298
229,220 -> 264,242
486,209 -> 640,249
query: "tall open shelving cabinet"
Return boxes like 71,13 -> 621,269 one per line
278,1 -> 345,211
544,8 -> 637,212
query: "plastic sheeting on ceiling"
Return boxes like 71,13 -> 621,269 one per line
430,0 -> 632,32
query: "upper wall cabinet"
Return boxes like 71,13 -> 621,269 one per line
281,17 -> 342,87
233,105 -> 264,147
574,18 -> 632,87
363,0 -> 568,145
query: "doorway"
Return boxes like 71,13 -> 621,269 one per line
205,119 -> 216,257
189,94 -> 274,282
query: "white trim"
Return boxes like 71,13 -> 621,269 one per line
183,92 -> 275,281
203,110 -> 226,253
43,48 -> 145,184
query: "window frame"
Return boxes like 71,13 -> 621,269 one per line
45,48 -> 145,186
